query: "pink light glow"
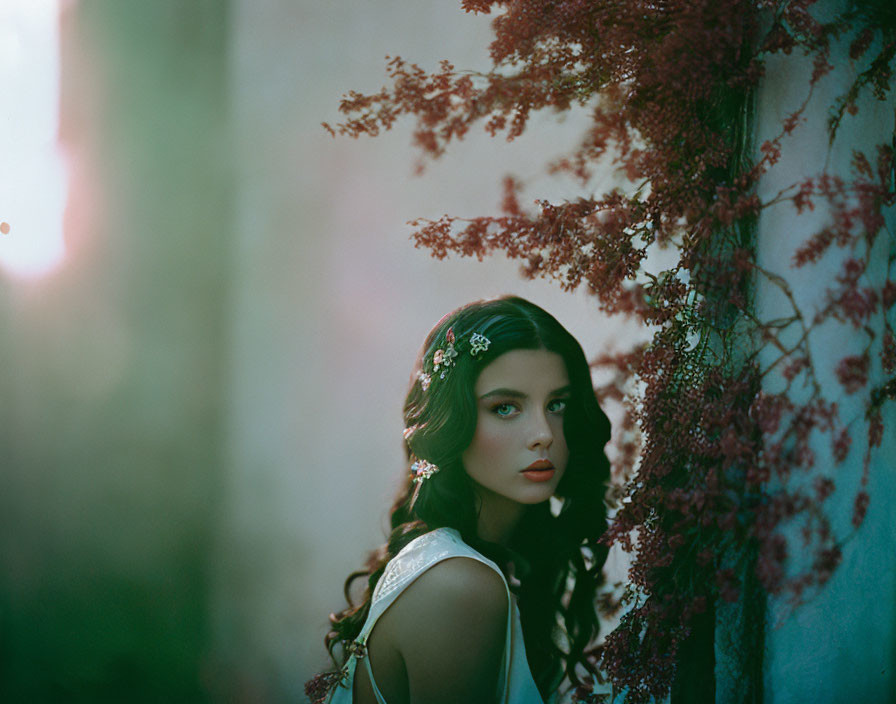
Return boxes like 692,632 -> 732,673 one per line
0,0 -> 68,280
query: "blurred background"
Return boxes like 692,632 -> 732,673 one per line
0,1 -> 641,700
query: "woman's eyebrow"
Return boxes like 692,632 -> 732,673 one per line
479,388 -> 526,400
479,384 -> 572,401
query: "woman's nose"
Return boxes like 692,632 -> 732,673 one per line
527,411 -> 554,449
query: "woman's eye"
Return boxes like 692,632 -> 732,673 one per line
547,398 -> 568,414
492,403 -> 519,418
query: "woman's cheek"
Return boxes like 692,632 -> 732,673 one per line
474,420 -> 509,463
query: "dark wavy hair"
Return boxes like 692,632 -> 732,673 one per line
309,296 -> 611,700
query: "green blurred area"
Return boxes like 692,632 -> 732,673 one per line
1,1 -> 233,700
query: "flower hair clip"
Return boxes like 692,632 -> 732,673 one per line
426,327 -> 491,383
432,327 -> 459,377
411,459 -> 439,483
469,333 -> 490,357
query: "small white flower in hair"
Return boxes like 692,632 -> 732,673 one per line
469,333 -> 491,356
411,459 -> 439,483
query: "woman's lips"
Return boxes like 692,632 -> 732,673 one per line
522,459 -> 555,482
522,469 -> 555,482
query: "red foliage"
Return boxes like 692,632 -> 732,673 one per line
836,354 -> 870,394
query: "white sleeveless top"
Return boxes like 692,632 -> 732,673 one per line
325,527 -> 546,704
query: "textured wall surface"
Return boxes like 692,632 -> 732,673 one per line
754,16 -> 896,704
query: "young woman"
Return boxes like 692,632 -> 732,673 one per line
306,296 -> 611,704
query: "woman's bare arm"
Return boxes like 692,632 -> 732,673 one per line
389,557 -> 509,704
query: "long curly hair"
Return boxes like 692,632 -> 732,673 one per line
308,296 -> 611,701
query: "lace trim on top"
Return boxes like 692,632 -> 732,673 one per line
371,529 -> 469,606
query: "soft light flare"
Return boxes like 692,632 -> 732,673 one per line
0,0 -> 68,280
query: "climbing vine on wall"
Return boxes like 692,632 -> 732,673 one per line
325,1 -> 895,700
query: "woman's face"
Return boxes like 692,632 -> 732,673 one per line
462,348 -> 570,514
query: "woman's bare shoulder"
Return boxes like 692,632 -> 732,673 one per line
394,556 -> 507,619
385,557 -> 509,703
